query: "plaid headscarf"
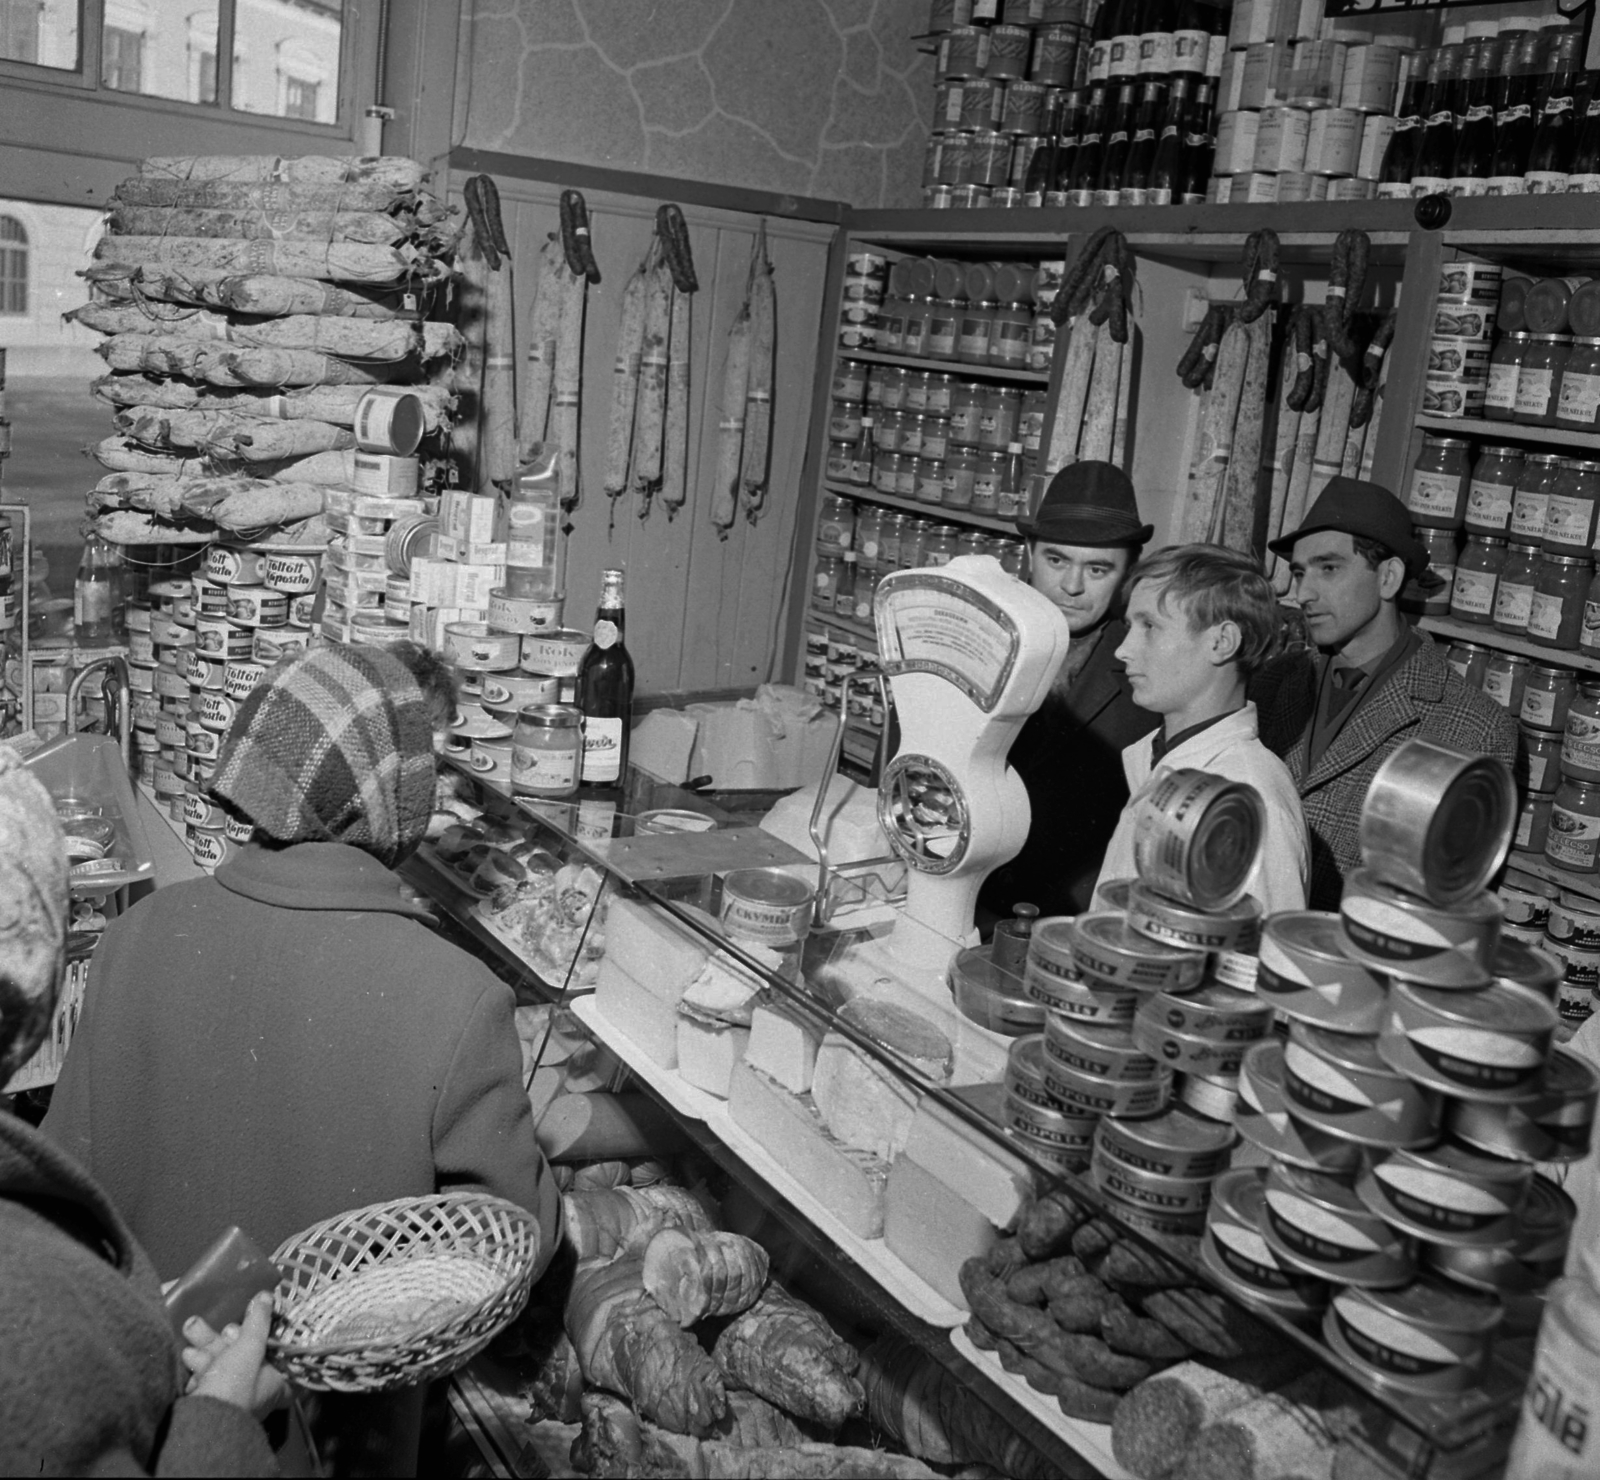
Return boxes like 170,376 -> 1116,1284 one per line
0,747 -> 68,1083
211,644 -> 436,868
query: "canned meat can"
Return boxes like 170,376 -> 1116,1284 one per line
1125,880 -> 1262,952
1262,1161 -> 1416,1287
1547,894 -> 1600,949
262,552 -> 323,595
1357,739 -> 1516,905
205,546 -> 268,586
225,586 -> 288,628
1257,910 -> 1388,1032
1356,1139 -> 1532,1248
720,868 -> 815,947
1095,1104 -> 1236,1180
1422,1174 -> 1574,1294
1131,768 -> 1265,910
1069,913 -> 1207,992
1323,1277 -> 1502,1395
1235,1040 -> 1364,1173
1377,979 -> 1557,1101
1338,867 -> 1500,986
353,387 -> 426,455
1202,1168 -> 1330,1319
1495,935 -> 1562,1000
1445,1048 -> 1599,1163
444,622 -> 523,672
1281,1022 -> 1440,1148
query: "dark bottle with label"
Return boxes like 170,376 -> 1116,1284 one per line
1139,0 -> 1175,81
1449,36 -> 1495,196
1087,0 -> 1116,85
1070,81 -> 1110,204
1109,0 -> 1142,83
1176,74 -> 1215,203
1171,0 -> 1207,77
1377,50 -> 1430,199
577,566 -> 635,786
1411,44 -> 1460,197
1023,94 -> 1064,206
1119,77 -> 1166,203
1146,73 -> 1193,204
1488,31 -> 1543,195
1568,80 -> 1600,192
1526,30 -> 1583,193
1097,79 -> 1138,203
1052,89 -> 1083,198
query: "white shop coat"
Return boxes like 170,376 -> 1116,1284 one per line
1093,702 -> 1309,917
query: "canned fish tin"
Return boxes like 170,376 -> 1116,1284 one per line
480,671 -> 561,713
223,660 -> 267,700
263,552 -> 323,595
444,622 -> 522,672
1042,1053 -> 1173,1118
720,868 -> 815,947
1004,1091 -> 1098,1156
128,660 -> 156,694
1213,949 -> 1260,993
1433,303 -> 1497,341
186,722 -> 222,761
1091,1142 -> 1213,1218
193,616 -> 253,659
182,790 -> 228,830
1547,894 -> 1600,949
1143,980 -> 1275,1041
1357,1140 -> 1533,1248
1025,960 -> 1139,1023
1378,980 -> 1557,1101
1238,1042 -> 1366,1177
1203,1168 -> 1330,1318
205,545 -> 268,586
1069,913 -> 1207,992
1323,1277 -> 1502,1395
226,586 -> 288,628
353,386 -> 426,456
1422,1175 -> 1574,1295
1043,1014 -> 1159,1080
1338,868 -> 1500,987
1357,740 -> 1516,905
1125,881 -> 1263,953
1257,911 -> 1388,1032
1262,1161 -> 1417,1288
253,628 -> 311,664
1132,1006 -> 1257,1080
1005,1035 -> 1061,1110
191,578 -> 228,618
1440,260 -> 1505,305
1282,1023 -> 1440,1148
197,691 -> 237,735
1131,768 -> 1265,911
1095,1104 -> 1236,1180
183,652 -> 227,691
487,588 -> 565,635
520,627 -> 590,677
1446,1048 -> 1599,1163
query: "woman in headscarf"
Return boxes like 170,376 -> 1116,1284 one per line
45,643 -> 559,1474
0,747 -> 281,1475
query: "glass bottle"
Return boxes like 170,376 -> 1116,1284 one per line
1376,52 -> 1429,198
1410,45 -> 1459,197
1505,1276 -> 1600,1477
1139,0 -> 1175,82
1069,81 -> 1110,204
850,415 -> 876,486
576,567 -> 635,785
1568,79 -> 1600,192
1087,0 -> 1116,85
1448,37 -> 1494,196
1109,0 -> 1141,85
1097,78 -> 1139,204
1171,0 -> 1207,79
1119,77 -> 1166,203
1526,29 -> 1583,193
1487,31 -> 1544,195
1176,74 -> 1215,204
1050,90 -> 1083,202
1146,74 -> 1192,204
1023,94 -> 1064,207
74,533 -> 120,641
834,551 -> 859,622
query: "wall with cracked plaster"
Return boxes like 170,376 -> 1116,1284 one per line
459,0 -> 934,208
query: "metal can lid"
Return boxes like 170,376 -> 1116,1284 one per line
1520,1174 -> 1578,1256
1027,915 -> 1081,975
1096,1102 -> 1236,1160
1071,912 -> 1207,985
1539,1046 -> 1600,1100
1006,1035 -> 1054,1100
1261,911 -> 1366,979
1148,980 -> 1275,1028
1266,1159 -> 1394,1228
1338,1273 -> 1504,1338
1494,937 -> 1562,996
1042,1013 -> 1155,1078
1005,1089 -> 1097,1138
723,867 -> 814,908
1239,1040 -> 1289,1114
1126,881 -> 1263,952
1394,978 -> 1560,1036
1290,1022 -> 1391,1075
1091,1143 -> 1214,1209
1178,1072 -> 1241,1124
1378,1137 -> 1534,1195
514,703 -> 583,730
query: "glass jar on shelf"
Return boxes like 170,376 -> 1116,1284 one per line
880,367 -> 910,412
926,371 -> 957,416
829,399 -> 865,443
813,555 -> 844,610
1451,535 -> 1507,625
903,368 -> 931,412
1517,791 -> 1554,853
1529,552 -> 1592,650
879,512 -> 906,568
950,381 -> 987,446
1523,662 -> 1579,734
1523,723 -> 1564,795
1495,540 -> 1544,635
926,300 -> 963,359
1464,445 -> 1524,537
916,454 -> 949,505
817,493 -> 856,556
968,449 -> 1005,512
1562,679 -> 1600,784
1513,333 -> 1573,425
876,296 -> 908,355
902,297 -> 931,357
1403,527 -> 1458,617
825,440 -> 854,483
1545,459 -> 1600,555
850,562 -> 878,626
900,518 -> 930,569
1446,639 -> 1493,688
921,415 -> 953,460
1511,453 -> 1565,544
1548,776 -> 1600,874
957,300 -> 997,364
1556,336 -> 1600,428
942,448 -> 976,506
899,411 -> 928,459
1484,331 -> 1528,422
1582,565 -> 1600,654
979,386 -> 1023,450
856,505 -> 886,567
831,360 -> 867,402
1484,649 -> 1533,715
997,538 -> 1026,578
1407,434 -> 1470,528
923,525 -> 960,567
988,300 -> 1032,367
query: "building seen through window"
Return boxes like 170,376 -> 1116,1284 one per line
0,217 -> 27,316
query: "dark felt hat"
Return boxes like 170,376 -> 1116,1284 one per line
1015,460 -> 1153,546
1268,476 -> 1430,578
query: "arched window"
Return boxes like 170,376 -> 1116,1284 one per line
0,216 -> 26,315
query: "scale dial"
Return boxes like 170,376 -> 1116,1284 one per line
875,573 -> 1021,713
878,754 -> 970,874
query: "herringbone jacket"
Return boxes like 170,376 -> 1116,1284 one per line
1251,630 -> 1517,910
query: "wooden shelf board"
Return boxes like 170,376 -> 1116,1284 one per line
822,478 -> 1026,535
1505,849 -> 1600,903
1415,415 -> 1600,453
838,347 -> 1049,385
1418,615 -> 1600,677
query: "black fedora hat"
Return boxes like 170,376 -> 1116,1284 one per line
1015,460 -> 1153,546
1268,476 -> 1430,578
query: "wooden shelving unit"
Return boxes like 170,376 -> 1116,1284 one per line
840,346 -> 1051,386
1419,615 -> 1600,677
1416,415 -> 1600,453
821,479 -> 1026,536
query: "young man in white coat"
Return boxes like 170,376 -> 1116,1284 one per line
1093,544 -> 1309,915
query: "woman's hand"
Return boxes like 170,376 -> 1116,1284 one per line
181,1291 -> 288,1421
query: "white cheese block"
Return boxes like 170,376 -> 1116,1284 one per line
676,1014 -> 750,1099
811,1035 -> 920,1163
595,955 -> 680,1069
629,708 -> 699,784
885,1155 -> 999,1310
604,896 -> 710,1005
901,1083 -> 1035,1230
728,1058 -> 890,1239
746,1004 -> 822,1094
680,946 -> 778,1025
839,997 -> 954,1082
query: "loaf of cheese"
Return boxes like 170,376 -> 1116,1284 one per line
728,1058 -> 890,1239
595,955 -> 680,1069
746,1003 -> 822,1094
676,1014 -> 750,1099
604,897 -> 710,1003
679,945 -> 776,1025
900,1084 -> 1033,1229
885,1155 -> 999,1309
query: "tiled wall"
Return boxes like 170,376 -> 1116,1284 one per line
459,0 -> 934,209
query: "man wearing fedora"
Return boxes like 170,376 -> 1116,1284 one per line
1253,477 -> 1517,910
979,460 -> 1158,925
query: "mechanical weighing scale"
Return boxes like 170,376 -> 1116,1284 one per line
806,555 -> 1069,1068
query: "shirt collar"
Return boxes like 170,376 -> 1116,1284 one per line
214,840 -> 435,918
1150,707 -> 1240,765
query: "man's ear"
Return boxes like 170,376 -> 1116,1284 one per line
1378,556 -> 1407,601
1212,620 -> 1242,667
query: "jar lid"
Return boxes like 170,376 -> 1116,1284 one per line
1509,541 -> 1543,552
1532,663 -> 1574,675
1468,535 -> 1508,545
1543,554 -> 1591,565
1575,337 -> 1600,346
1426,434 -> 1470,445
1531,333 -> 1573,342
516,703 -> 583,728
1570,459 -> 1600,471
1482,445 -> 1526,457
1453,640 -> 1491,652
1528,452 -> 1565,463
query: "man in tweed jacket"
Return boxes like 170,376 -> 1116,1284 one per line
1253,478 -> 1516,910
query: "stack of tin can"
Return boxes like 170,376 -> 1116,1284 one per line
1204,738 -> 1600,1403
1425,259 -> 1500,421
129,541 -> 322,870
1003,768 -> 1273,1240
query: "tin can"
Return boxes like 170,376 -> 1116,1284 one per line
1439,260 -> 1504,305
1005,1091 -> 1098,1158
1044,1014 -> 1159,1080
1005,1035 -> 1062,1110
196,691 -> 237,736
720,868 -> 815,946
252,628 -> 311,664
193,616 -> 253,659
224,813 -> 254,846
353,386 -> 426,455
191,578 -> 229,618
1042,1053 -> 1172,1118
262,552 -> 323,595
1357,1140 -> 1533,1248
1178,1072 -> 1240,1123
1446,1048 -> 1599,1163
154,714 -> 186,750
1132,1005 -> 1257,1080
189,826 -> 229,870
1141,980 -> 1275,1041
1025,962 -> 1139,1023
1095,1104 -> 1236,1180
488,588 -> 564,635
1548,894 -> 1600,949
1422,1175 -> 1575,1295
1323,1277 -> 1501,1395
1281,1023 -> 1440,1148
521,627 -> 590,677
1357,740 -> 1516,905
481,671 -> 561,713
1235,1045 -> 1353,1175
183,652 -> 227,692
1203,1168 -> 1330,1320
1125,881 -> 1262,953
1256,910 -> 1388,1032
444,622 -> 522,672
1338,867 -> 1500,987
154,667 -> 190,702
1091,1142 -> 1213,1218
1378,979 -> 1557,1101
223,660 -> 267,700
1213,948 -> 1260,993
205,546 -> 268,586
351,451 -> 420,497
1131,768 -> 1265,911
225,586 -> 288,628
1262,1161 -> 1416,1288
1068,913 -> 1208,992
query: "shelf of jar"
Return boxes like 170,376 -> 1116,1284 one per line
837,347 -> 1050,386
1418,615 -> 1600,678
1416,416 -> 1600,453
1504,848 -> 1600,906
822,479 -> 1026,536
805,608 -> 879,647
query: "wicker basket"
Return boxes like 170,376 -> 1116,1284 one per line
268,1193 -> 544,1392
